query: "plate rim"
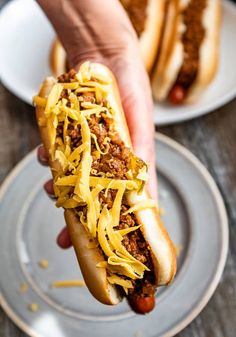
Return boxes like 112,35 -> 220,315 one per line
0,0 -> 236,123
0,133 -> 228,337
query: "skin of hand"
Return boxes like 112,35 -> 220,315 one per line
37,0 -> 157,248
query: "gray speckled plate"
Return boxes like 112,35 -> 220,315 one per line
0,133 -> 228,337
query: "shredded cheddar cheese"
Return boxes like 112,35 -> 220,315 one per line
122,199 -> 157,215
91,133 -> 109,155
107,275 -> 133,289
33,61 -> 155,292
51,280 -> 85,288
38,259 -> 49,269
116,225 -> 141,236
28,303 -> 39,313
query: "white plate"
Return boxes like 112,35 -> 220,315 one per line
0,134 -> 228,337
0,0 -> 55,104
0,0 -> 236,125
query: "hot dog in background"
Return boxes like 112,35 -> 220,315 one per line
152,0 -> 221,104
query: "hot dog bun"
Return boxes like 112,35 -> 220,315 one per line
36,75 -> 121,305
152,0 -> 221,103
34,62 -> 176,307
137,0 -> 167,72
50,0 -> 167,76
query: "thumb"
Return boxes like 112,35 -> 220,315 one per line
112,57 -> 158,201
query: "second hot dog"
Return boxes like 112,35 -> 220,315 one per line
152,0 -> 221,104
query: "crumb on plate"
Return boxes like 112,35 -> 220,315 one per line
38,259 -> 49,269
51,280 -> 85,288
18,283 -> 29,293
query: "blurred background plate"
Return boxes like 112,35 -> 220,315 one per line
0,0 -> 55,104
0,133 -> 228,337
155,0 -> 236,125
0,0 -> 236,125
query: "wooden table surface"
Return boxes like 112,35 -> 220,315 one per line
1,1 -> 236,337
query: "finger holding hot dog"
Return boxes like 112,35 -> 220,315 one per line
38,145 -> 72,248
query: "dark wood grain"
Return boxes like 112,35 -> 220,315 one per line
161,100 -> 236,337
0,85 -> 40,183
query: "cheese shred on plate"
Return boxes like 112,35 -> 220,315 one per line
33,62 -> 156,292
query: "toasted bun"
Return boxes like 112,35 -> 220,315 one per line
36,75 -> 120,305
64,210 -> 122,305
50,39 -> 67,78
139,0 -> 167,72
50,0 -> 167,76
152,0 -> 221,103
35,63 -> 176,305
152,0 -> 183,101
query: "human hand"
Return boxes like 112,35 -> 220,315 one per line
37,0 -> 157,248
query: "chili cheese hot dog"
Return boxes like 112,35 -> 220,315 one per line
34,62 -> 176,314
